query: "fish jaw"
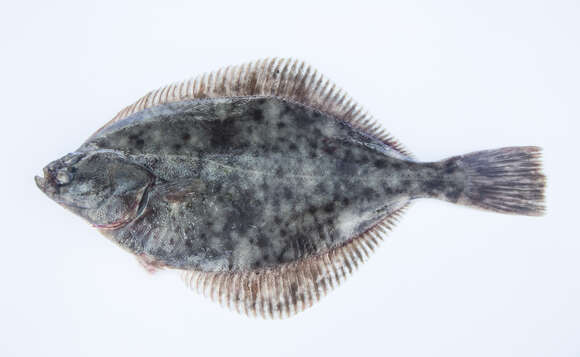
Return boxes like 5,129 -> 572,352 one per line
35,166 -> 58,197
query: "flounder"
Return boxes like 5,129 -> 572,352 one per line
36,58 -> 546,318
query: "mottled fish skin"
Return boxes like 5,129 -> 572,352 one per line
81,97 -> 460,271
36,58 -> 545,318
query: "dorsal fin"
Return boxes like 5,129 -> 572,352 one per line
181,203 -> 410,319
98,58 -> 412,158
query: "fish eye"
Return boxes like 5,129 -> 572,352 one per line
56,170 -> 72,185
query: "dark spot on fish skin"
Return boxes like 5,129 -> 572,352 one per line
341,149 -> 353,161
223,238 -> 234,252
275,167 -> 283,175
323,202 -> 335,213
212,180 -> 223,192
256,236 -> 269,248
382,186 -> 394,195
251,260 -> 263,269
173,144 -> 182,151
251,108 -> 264,122
136,139 -> 145,149
92,138 -> 109,148
260,180 -> 269,192
270,193 -> 281,209
308,206 -> 317,215
374,159 -> 388,169
289,143 -> 298,151
277,122 -> 286,129
237,141 -> 250,150
208,118 -> 237,148
362,187 -> 376,200
283,187 -> 293,200
261,254 -> 273,265
276,245 -> 290,263
322,142 -> 337,155
315,183 -> 327,194
182,133 -> 191,141
358,155 -> 370,164
280,229 -> 287,237
445,186 -> 463,202
274,216 -> 282,224
280,104 -> 292,115
444,159 -> 458,174
421,179 -> 444,196
392,162 -> 403,170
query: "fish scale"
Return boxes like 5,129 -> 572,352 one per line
36,58 -> 546,318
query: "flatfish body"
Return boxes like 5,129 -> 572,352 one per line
36,58 -> 546,318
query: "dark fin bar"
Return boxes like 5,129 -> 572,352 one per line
456,146 -> 546,216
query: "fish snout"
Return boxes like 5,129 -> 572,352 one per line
35,166 -> 57,195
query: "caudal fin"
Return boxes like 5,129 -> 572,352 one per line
456,147 -> 546,216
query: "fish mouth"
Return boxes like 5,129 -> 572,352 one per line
35,167 -> 52,194
34,175 -> 45,190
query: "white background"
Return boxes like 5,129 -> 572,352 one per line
1,1 -> 578,356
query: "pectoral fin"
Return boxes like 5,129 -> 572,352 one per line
158,179 -> 206,203
88,158 -> 154,229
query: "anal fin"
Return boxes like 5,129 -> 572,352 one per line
180,203 -> 410,318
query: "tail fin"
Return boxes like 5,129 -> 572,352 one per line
455,146 -> 546,216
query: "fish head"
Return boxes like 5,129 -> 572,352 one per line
36,150 -> 154,229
